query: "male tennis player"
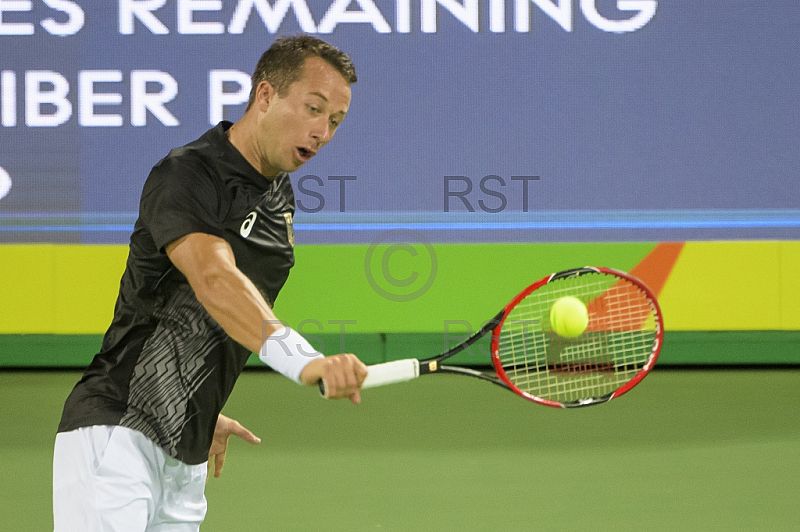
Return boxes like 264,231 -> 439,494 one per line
53,36 -> 367,531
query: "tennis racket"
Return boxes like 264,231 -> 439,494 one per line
320,266 -> 663,408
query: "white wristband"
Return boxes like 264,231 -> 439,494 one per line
259,327 -> 324,384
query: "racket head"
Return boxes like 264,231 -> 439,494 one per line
490,267 -> 663,408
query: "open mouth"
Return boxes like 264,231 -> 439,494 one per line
296,147 -> 315,162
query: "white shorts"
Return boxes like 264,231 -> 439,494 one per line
53,425 -> 208,532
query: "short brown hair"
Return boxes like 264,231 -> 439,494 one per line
247,35 -> 357,109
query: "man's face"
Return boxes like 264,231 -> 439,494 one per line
255,57 -> 351,176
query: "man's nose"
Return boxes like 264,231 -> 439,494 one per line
310,118 -> 331,145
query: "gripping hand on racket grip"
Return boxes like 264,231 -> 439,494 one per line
300,354 -> 368,404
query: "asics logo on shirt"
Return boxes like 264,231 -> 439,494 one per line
240,212 -> 257,238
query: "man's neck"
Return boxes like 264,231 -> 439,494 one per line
226,117 -> 278,179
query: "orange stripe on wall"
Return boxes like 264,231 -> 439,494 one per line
582,242 -> 684,332
628,242 -> 685,298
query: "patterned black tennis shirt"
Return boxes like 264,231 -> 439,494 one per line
58,122 -> 295,464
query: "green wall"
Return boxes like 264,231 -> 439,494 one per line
2,242 -> 799,367
2,331 -> 799,368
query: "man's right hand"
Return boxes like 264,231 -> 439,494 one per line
299,354 -> 368,404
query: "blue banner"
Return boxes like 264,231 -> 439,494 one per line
1,1 -> 798,243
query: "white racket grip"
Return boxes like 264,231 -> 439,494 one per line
362,359 -> 420,389
318,358 -> 420,398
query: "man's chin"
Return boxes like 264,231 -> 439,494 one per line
269,161 -> 302,176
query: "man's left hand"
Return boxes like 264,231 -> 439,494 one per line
208,414 -> 261,480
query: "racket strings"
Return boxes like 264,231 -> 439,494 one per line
497,273 -> 658,404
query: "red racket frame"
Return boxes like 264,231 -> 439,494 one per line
489,266 -> 664,408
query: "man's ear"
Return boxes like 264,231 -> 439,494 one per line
256,80 -> 276,111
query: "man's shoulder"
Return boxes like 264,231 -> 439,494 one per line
159,123 -> 227,171
145,124 -> 230,189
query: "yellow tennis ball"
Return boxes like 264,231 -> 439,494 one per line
549,296 -> 589,338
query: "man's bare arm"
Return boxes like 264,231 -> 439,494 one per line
166,232 -> 278,353
165,232 -> 366,399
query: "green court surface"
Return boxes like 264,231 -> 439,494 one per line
4,370 -> 800,531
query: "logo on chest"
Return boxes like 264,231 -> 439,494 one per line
239,211 -> 294,246
240,212 -> 257,238
283,212 -> 294,246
